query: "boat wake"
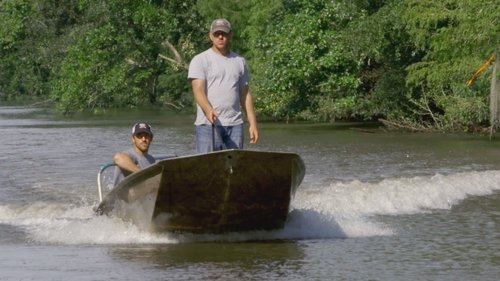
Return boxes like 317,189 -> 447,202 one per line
1,170 -> 499,244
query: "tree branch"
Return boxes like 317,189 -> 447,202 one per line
160,40 -> 188,70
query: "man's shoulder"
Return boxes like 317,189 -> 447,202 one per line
228,51 -> 247,64
228,50 -> 242,57
191,48 -> 213,61
120,148 -> 135,160
189,49 -> 211,71
188,49 -> 213,77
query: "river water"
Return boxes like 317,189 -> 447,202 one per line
0,105 -> 499,280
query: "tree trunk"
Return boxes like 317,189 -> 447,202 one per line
490,48 -> 500,139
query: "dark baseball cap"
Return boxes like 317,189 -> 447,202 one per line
132,122 -> 153,136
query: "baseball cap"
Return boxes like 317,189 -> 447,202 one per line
132,122 -> 153,136
210,18 -> 231,33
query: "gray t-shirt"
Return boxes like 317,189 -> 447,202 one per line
188,48 -> 250,126
112,148 -> 155,187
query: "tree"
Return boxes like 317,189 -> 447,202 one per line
0,0 -> 83,101
0,0 -> 31,99
251,0 -> 360,121
341,1 -> 417,121
51,0 -> 202,113
401,0 -> 499,131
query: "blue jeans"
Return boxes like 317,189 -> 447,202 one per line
195,124 -> 244,153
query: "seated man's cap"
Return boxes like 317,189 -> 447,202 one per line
132,122 -> 153,136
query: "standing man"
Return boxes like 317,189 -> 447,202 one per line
113,122 -> 156,186
188,18 -> 259,153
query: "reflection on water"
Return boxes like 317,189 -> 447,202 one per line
107,242 -> 306,280
108,241 -> 304,264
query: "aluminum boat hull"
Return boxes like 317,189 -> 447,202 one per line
96,149 -> 305,233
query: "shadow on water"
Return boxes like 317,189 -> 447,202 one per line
0,224 -> 28,244
284,209 -> 348,239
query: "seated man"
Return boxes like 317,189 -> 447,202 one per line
113,122 -> 156,187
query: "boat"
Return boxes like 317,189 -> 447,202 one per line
95,149 -> 305,233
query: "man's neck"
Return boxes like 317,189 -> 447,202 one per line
211,45 -> 230,56
133,146 -> 147,156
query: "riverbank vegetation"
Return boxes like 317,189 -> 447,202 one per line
1,0 -> 498,132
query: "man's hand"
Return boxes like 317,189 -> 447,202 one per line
205,108 -> 219,124
248,125 -> 259,144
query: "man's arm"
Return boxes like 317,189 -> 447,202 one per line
113,152 -> 140,173
240,85 -> 259,144
191,78 -> 219,123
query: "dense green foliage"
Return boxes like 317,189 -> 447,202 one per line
401,0 -> 499,131
252,0 -> 362,121
51,0 -> 200,112
1,0 -> 498,131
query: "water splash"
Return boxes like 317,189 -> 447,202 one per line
1,170 -> 499,244
289,170 -> 500,238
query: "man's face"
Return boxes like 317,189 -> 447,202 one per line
210,31 -> 231,50
132,132 -> 152,153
